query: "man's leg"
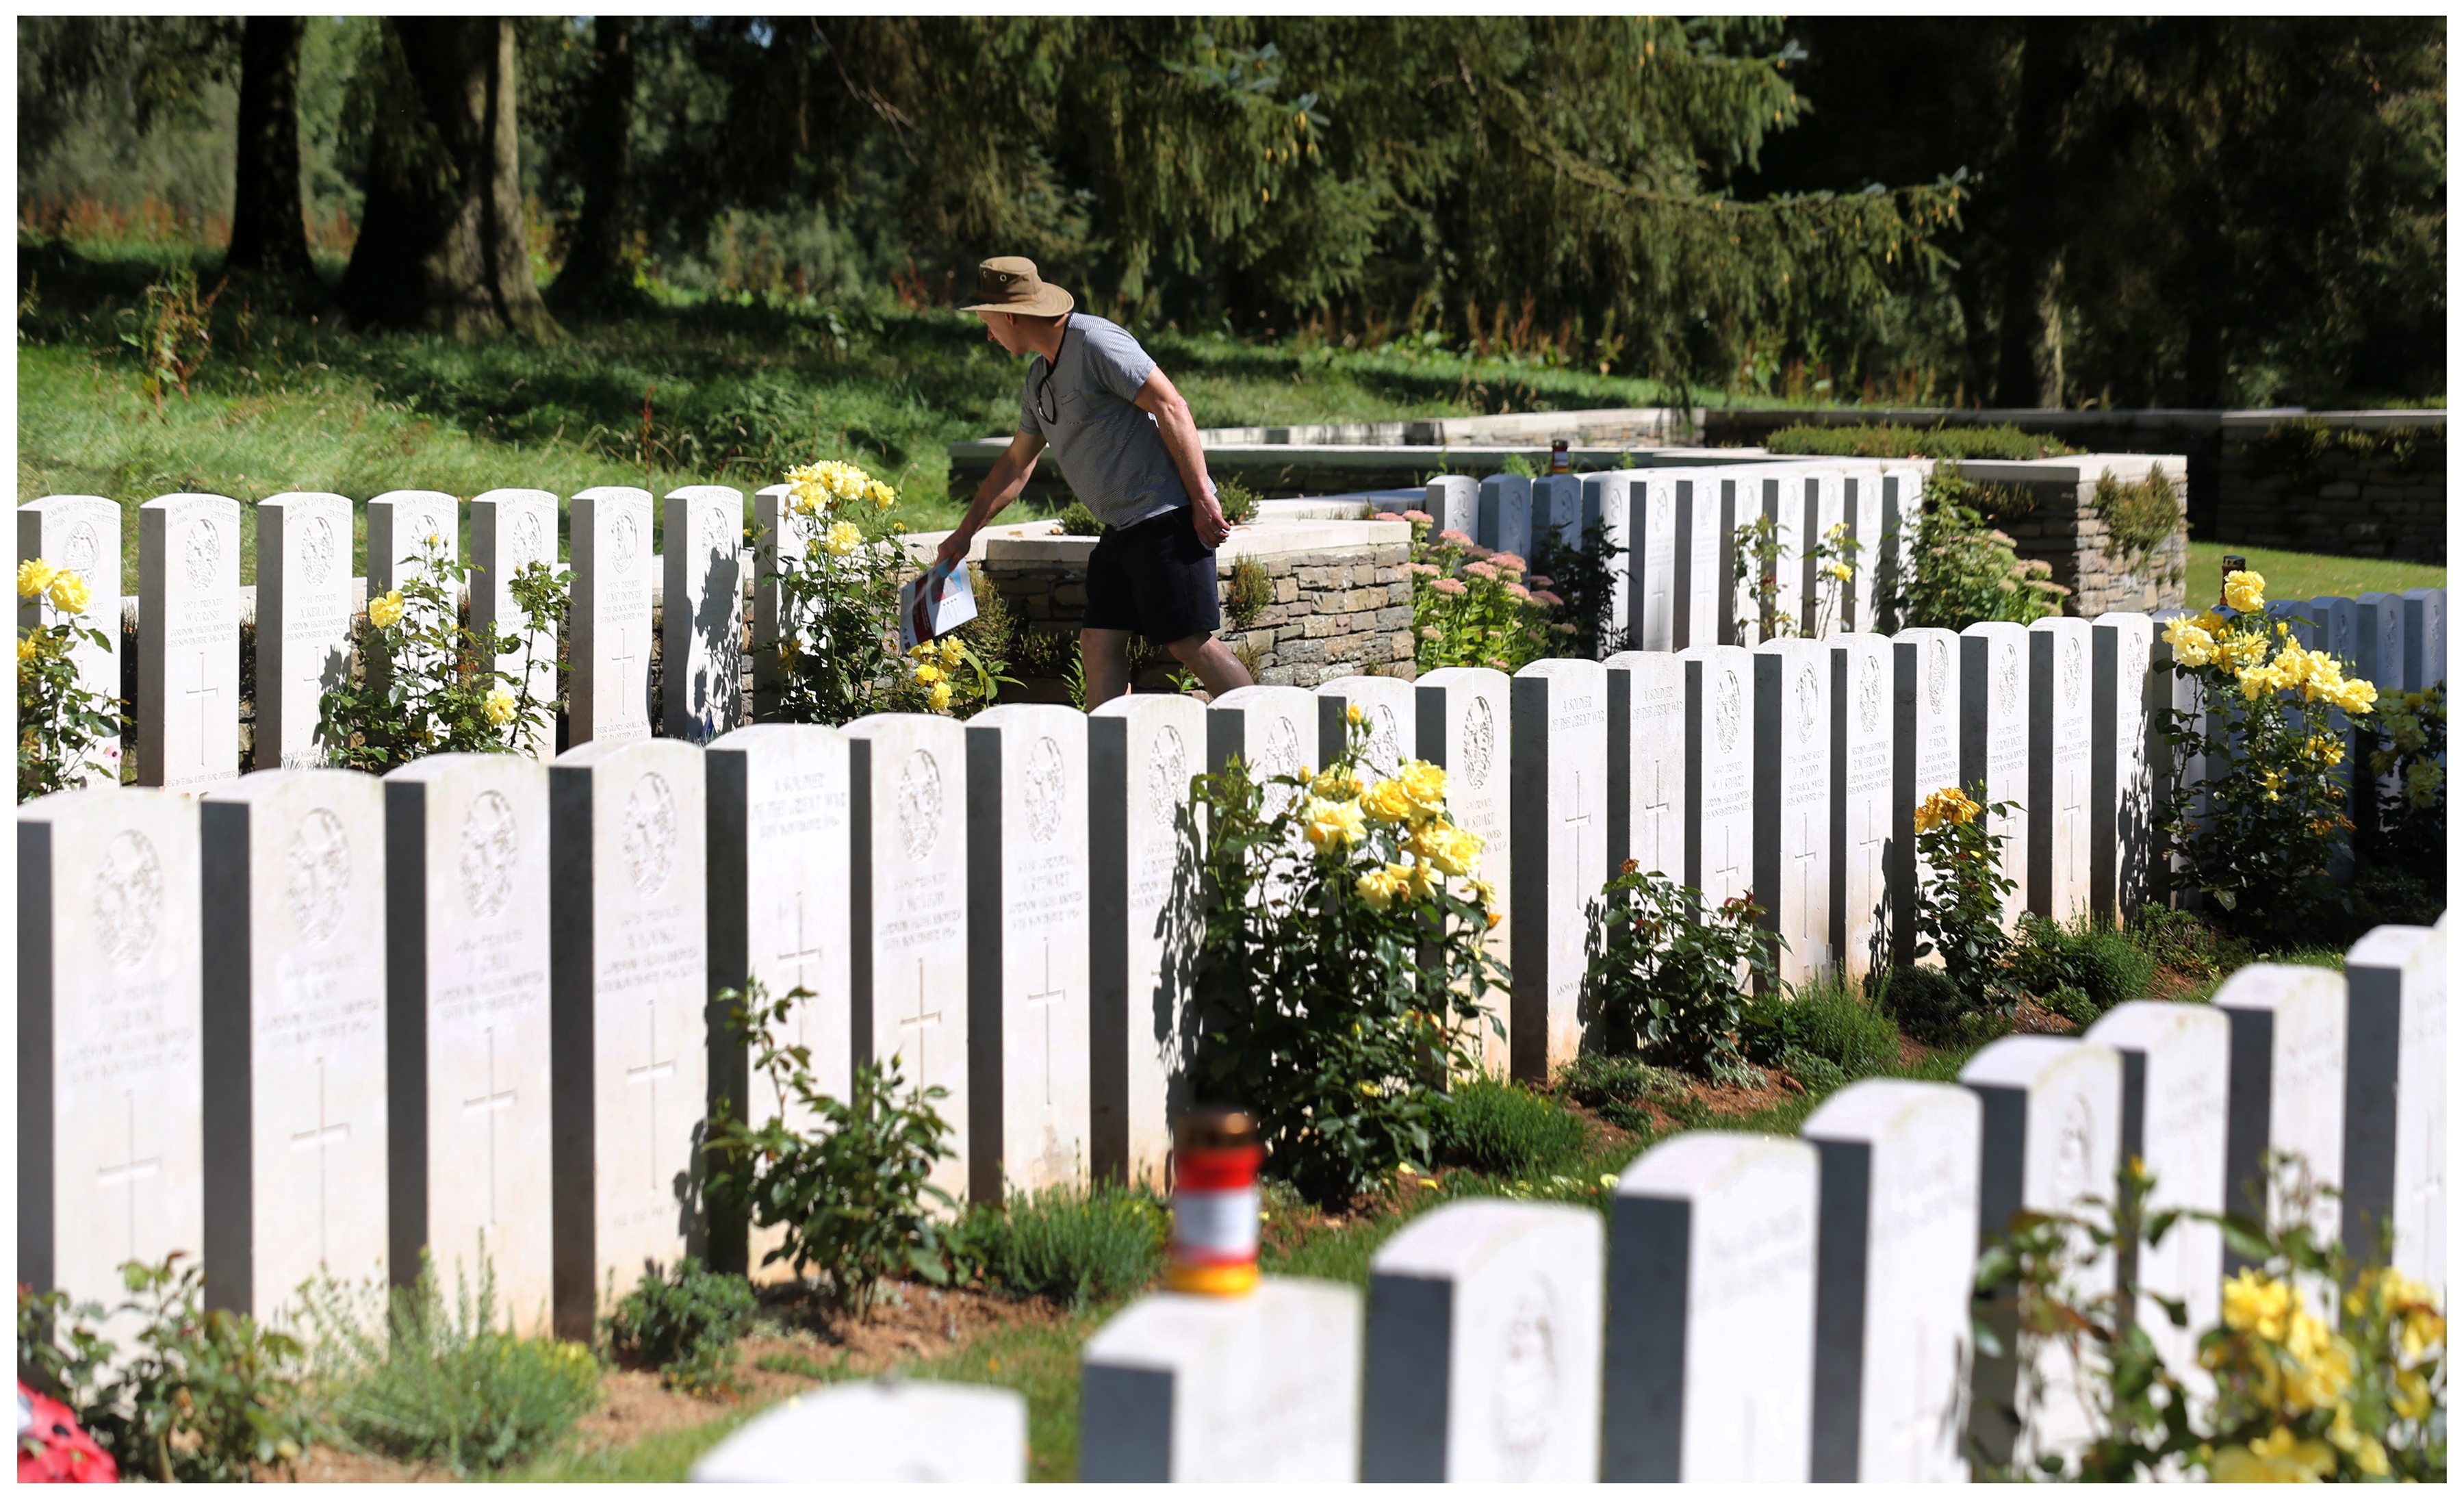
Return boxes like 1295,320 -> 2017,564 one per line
1081,627 -> 1137,707
1166,633 -> 1254,698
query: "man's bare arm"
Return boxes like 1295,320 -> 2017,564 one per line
1134,368 -> 1232,548
936,430 -> 1048,567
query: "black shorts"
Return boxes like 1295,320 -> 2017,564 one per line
1083,504 -> 1223,646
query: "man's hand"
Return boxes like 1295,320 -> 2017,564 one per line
945,431 -> 1046,570
935,530 -> 970,570
1190,489 -> 1233,548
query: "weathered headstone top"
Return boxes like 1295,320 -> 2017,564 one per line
691,1379 -> 1028,1483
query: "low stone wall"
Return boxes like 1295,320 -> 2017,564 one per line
981,525 -> 1417,688
1955,456 -> 2192,617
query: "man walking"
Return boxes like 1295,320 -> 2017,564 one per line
938,257 -> 1253,706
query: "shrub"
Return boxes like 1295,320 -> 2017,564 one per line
1225,554 -> 1273,630
1191,709 -> 1506,1207
762,459 -> 923,726
1898,465 -> 2067,632
708,980 -> 963,1318
1740,982 -> 1901,1079
1214,476 -> 1261,526
1526,512 -> 1625,658
2009,914 -> 2157,1018
299,1253 -> 600,1473
1877,963 -> 1994,1047
1578,861 -> 1776,1073
970,1183 -> 1166,1307
16,1253 -> 309,1483
602,1256 -> 757,1396
1435,1078 -> 1590,1175
1410,516 -> 1566,673
1554,1053 -> 1690,1134
2158,572 -> 2380,937
1055,499 -> 1105,536
317,533 -> 565,769
2090,464 -> 2182,564
1763,421 -> 2080,462
2357,684 -> 2446,905
2127,904 -> 2251,985
1732,513 -> 1858,641
15,556 -> 122,798
1909,783 -> 2023,1027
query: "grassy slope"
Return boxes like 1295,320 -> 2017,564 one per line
2185,541 -> 2445,605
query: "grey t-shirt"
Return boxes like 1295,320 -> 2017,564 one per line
1017,313 -> 1190,529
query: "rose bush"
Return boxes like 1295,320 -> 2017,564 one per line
1400,511 -> 1566,672
16,556 -> 122,798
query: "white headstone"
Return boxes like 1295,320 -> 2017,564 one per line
18,494 -> 123,779
1477,473 -> 1533,559
1316,673 -> 1413,780
1738,466 -> 1808,644
1841,472 -> 1886,635
2148,608 -> 2211,908
1415,667 -> 1514,1077
2342,925 -> 2443,1288
1890,628 -> 1962,967
1830,633 -> 1892,983
569,487 -> 655,747
1081,1277 -> 1363,1482
844,714 -> 971,1206
1207,683 -> 1315,897
1680,644 -> 1756,917
1604,1131 -> 1817,1482
1875,466 -> 1927,635
691,1379 -> 1029,1483
1425,474 -> 1478,541
18,787 -> 204,1322
1755,639 -> 1834,987
1959,621 -> 2031,930
1589,468 -> 1653,650
1799,467 -> 1847,637
547,739 -> 708,1338
253,492 -> 355,771
1673,470 -> 1737,650
1802,1079 -> 1980,1483
367,489 -> 459,594
138,492 -> 241,792
2400,587 -> 2445,689
1088,693 -> 1205,1187
748,483 -> 806,721
2027,617 -> 2094,923
1511,658 -> 1608,1079
706,722 -> 851,1277
200,769 -> 389,1318
662,485 -> 746,743
965,704 -> 1090,1202
1960,1036 -> 2121,1469
2354,591 -> 2407,693
2090,613 -> 2160,921
1361,1199 -> 1604,1482
470,487 -> 561,756
1531,473 -> 1583,552
383,754 -> 554,1331
2215,964 -> 2347,1267
2084,1001 -> 2229,1392
1605,650 -> 1685,880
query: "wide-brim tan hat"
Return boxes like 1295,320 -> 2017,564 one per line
960,256 -> 1075,317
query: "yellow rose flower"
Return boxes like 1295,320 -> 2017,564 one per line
2332,676 -> 2377,715
914,662 -> 945,685
1346,702 -> 1363,725
938,636 -> 965,665
928,681 -> 953,712
2219,630 -> 2268,668
16,559 -> 57,599
1405,858 -> 1437,899
2303,732 -> 2344,766
2211,1426 -> 2335,1482
1360,776 -> 1415,823
1396,758 -> 1448,813
17,636 -> 38,663
2161,617 -> 2217,667
2224,570 -> 2267,613
823,521 -> 862,556
1303,796 -> 1366,852
2404,759 -> 2443,808
1914,786 -> 1979,832
368,590 -> 407,629
1825,561 -> 1852,583
1413,824 -> 1483,878
483,689 -> 517,726
2192,609 -> 2227,634
2389,713 -> 2426,752
869,479 -> 898,511
2394,1366 -> 2433,1420
1355,864 -> 1407,910
2222,1268 -> 2293,1340
1310,765 -> 1362,802
45,572 -> 90,615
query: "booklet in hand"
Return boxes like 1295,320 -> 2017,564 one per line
900,559 -> 979,649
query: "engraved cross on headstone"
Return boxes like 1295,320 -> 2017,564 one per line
1563,767 -> 1595,895
624,1001 -> 676,1194
1024,938 -> 1068,1108
1641,758 -> 1674,873
898,957 -> 942,1085
461,1027 -> 517,1229
185,648 -> 218,769
610,626 -> 640,691
774,891 -> 825,995
96,1091 -> 161,1263
290,1056 -> 350,1266
1792,804 -> 1823,969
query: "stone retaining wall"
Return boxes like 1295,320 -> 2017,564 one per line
981,528 -> 1417,688
1953,456 -> 2192,617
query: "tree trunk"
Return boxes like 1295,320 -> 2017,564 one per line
1994,18 -> 2085,407
338,18 -> 563,341
549,16 -> 641,314
224,16 -> 314,282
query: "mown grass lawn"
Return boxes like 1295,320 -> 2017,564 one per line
2186,541 -> 2445,604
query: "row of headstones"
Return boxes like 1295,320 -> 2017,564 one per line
16,482 -> 814,784
1420,460 -> 1926,652
695,925 -> 2444,1483
9,606 -> 2294,1328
